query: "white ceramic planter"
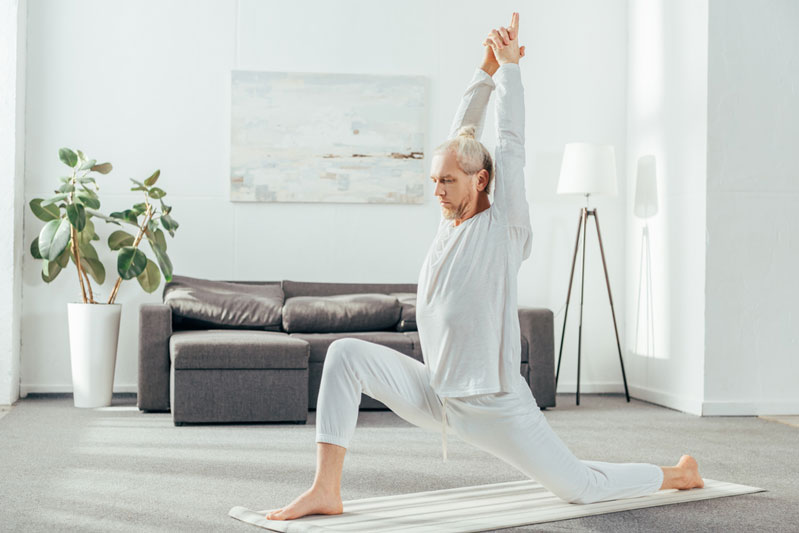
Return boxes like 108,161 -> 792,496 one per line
67,303 -> 122,408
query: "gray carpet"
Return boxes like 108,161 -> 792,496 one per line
1,394 -> 796,532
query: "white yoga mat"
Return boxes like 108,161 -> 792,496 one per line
229,478 -> 764,533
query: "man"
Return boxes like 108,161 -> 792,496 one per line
266,12 -> 702,521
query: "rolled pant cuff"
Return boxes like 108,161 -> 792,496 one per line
316,433 -> 350,449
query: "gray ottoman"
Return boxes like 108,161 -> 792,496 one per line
169,330 -> 309,425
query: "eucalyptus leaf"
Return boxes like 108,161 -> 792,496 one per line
81,256 -> 106,285
77,219 -> 96,246
77,149 -> 86,161
66,203 -> 86,232
131,202 -> 148,215
86,209 -> 121,226
160,213 -> 179,237
108,230 -> 135,250
78,185 -> 98,197
148,187 -> 166,199
79,158 -> 97,170
58,148 -> 78,168
56,244 -> 71,268
41,259 -> 62,283
143,169 -> 160,187
58,183 -> 75,193
30,238 -> 42,259
91,162 -> 112,174
159,199 -> 171,214
40,193 -> 69,207
117,246 -> 147,280
38,218 -> 71,261
77,176 -> 97,185
136,259 -> 161,293
129,178 -> 147,189
75,193 -> 100,209
154,228 -> 167,251
29,198 -> 60,222
110,209 -> 139,224
78,241 -> 99,261
148,238 -> 173,282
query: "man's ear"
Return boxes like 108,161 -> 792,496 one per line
475,169 -> 490,192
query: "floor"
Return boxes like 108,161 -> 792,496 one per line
1,394 -> 797,532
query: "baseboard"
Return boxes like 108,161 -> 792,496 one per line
556,381 -> 627,394
628,385 -> 703,416
701,399 -> 799,416
19,384 -> 138,397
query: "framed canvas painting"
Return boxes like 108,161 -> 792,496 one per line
231,71 -> 426,204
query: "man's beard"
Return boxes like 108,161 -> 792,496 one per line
441,201 -> 465,220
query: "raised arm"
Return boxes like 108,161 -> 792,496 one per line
492,63 -> 530,229
485,13 -> 532,255
446,69 -> 495,141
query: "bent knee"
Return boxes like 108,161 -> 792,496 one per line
325,338 -> 367,366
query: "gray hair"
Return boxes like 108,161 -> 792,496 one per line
434,125 -> 494,194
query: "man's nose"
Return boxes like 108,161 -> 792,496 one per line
434,183 -> 444,196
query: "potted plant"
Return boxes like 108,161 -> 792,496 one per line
29,147 -> 178,408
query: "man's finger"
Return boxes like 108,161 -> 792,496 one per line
509,12 -> 519,31
499,27 -> 511,45
490,30 -> 504,49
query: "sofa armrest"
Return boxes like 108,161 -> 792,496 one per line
518,307 -> 555,408
138,303 -> 172,412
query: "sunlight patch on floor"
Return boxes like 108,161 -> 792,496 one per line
759,415 -> 799,428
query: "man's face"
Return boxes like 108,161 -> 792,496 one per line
430,150 -> 479,221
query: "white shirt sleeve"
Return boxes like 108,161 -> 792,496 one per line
492,63 -> 532,260
447,68 -> 496,140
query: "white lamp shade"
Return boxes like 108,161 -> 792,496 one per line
557,143 -> 617,196
634,154 -> 659,218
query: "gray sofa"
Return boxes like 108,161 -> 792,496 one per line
137,277 -> 555,425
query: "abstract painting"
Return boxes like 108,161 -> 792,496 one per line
230,71 -> 426,203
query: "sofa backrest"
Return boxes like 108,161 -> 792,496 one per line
282,280 -> 417,298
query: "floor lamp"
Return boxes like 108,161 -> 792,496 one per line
555,143 -> 630,405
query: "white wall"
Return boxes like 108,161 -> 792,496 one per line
624,0 -> 708,415
0,0 -> 27,405
703,0 -> 799,415
20,0 -> 631,395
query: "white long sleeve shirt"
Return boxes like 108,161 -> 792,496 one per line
417,63 -> 532,399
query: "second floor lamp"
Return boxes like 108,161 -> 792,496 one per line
555,143 -> 630,405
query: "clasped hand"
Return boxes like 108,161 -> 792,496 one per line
481,12 -> 526,74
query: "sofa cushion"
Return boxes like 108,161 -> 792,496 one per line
164,276 -> 284,331
289,332 -> 418,363
170,330 -> 308,370
282,280 -> 417,298
282,293 -> 401,333
391,292 -> 417,332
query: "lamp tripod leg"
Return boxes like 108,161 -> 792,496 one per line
592,209 -> 630,402
556,209 -> 585,388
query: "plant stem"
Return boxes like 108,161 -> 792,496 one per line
70,226 -> 89,304
107,205 -> 153,305
81,257 -> 96,303
68,169 -> 93,303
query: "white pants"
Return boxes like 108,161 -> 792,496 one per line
315,338 -> 664,504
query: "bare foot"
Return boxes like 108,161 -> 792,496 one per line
676,455 -> 704,489
265,486 -> 343,521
